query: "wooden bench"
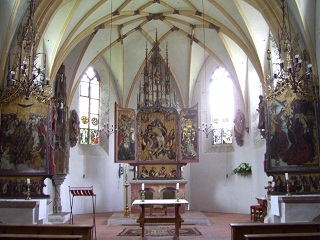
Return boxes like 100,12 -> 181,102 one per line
244,232 -> 320,239
230,222 -> 320,240
0,234 -> 83,239
0,224 -> 94,240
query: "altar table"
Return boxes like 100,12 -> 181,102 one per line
132,199 -> 189,238
268,195 -> 320,223
0,199 -> 47,224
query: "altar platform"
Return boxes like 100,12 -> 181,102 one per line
107,210 -> 211,226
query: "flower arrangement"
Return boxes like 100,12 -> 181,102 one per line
233,162 -> 252,176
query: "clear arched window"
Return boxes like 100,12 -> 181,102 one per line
79,67 -> 100,145
209,67 -> 234,144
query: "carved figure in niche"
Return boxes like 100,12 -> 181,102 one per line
265,181 -> 273,194
57,101 -> 64,124
69,110 -> 80,147
51,98 -> 57,133
257,95 -> 265,130
234,109 -> 245,146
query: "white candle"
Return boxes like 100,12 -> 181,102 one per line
142,183 -> 145,190
176,183 -> 179,190
285,173 -> 289,180
26,178 -> 30,184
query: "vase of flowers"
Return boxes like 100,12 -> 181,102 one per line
233,162 -> 252,176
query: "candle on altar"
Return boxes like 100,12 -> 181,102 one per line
142,183 -> 145,190
285,173 -> 289,180
26,178 -> 30,184
176,183 -> 179,190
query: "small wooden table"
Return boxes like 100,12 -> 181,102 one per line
256,197 -> 267,222
132,199 -> 189,238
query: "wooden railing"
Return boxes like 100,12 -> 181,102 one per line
230,222 -> 320,240
0,224 -> 94,240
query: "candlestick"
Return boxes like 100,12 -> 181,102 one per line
141,190 -> 145,202
26,179 -> 31,200
135,166 -> 138,179
176,189 -> 180,202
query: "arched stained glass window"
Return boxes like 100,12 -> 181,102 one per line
209,67 -> 234,144
79,67 -> 100,145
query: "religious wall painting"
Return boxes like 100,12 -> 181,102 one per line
138,164 -> 178,179
269,173 -> 320,195
180,104 -> 199,162
115,103 -> 136,162
138,107 -> 178,162
0,95 -> 52,174
0,175 -> 49,198
265,88 -> 319,173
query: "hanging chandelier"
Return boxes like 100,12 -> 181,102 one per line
265,0 -> 316,100
1,0 -> 52,104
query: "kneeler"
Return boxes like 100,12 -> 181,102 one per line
69,186 -> 96,239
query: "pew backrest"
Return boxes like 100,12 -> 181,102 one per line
0,224 -> 94,240
230,222 -> 320,240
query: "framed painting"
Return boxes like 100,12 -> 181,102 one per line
265,88 -> 320,173
180,104 -> 199,162
138,164 -> 178,179
137,106 -> 178,163
0,175 -> 50,199
114,102 -> 137,163
0,95 -> 52,174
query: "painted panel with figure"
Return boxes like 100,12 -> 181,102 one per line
180,104 -> 199,162
0,95 -> 51,174
139,164 -> 177,179
138,106 -> 178,162
115,103 -> 136,162
266,88 -> 319,173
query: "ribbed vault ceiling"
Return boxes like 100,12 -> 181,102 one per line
0,0 -> 315,109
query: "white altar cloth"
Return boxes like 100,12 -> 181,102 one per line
0,199 -> 47,224
267,195 -> 320,223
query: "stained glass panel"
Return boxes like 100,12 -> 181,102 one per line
90,114 -> 99,130
90,130 -> 99,145
222,129 -> 232,144
80,128 -> 89,144
213,129 -> 222,145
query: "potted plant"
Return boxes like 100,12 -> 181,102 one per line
233,162 -> 252,176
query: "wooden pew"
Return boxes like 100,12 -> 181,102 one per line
244,232 -> 320,240
230,222 -> 320,240
0,234 -> 83,239
0,224 -> 94,240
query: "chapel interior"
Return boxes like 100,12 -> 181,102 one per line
1,0 -> 320,237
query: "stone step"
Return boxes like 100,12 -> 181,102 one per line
48,212 -> 70,224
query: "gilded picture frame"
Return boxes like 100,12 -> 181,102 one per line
114,102 -> 137,162
137,106 -> 178,163
265,88 -> 320,173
